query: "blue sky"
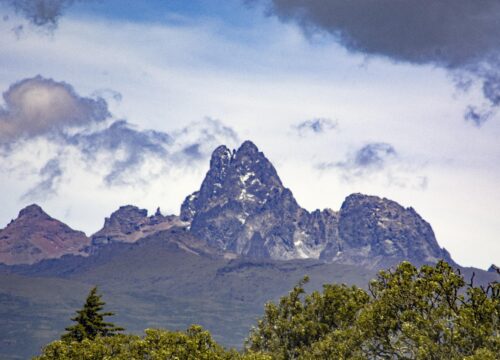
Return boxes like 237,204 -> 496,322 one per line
0,0 -> 499,269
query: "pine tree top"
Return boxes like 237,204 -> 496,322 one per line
62,286 -> 124,342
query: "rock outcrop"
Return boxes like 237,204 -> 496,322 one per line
320,193 -> 453,268
0,204 -> 89,265
90,205 -> 187,247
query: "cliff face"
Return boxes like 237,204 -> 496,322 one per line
320,193 -> 453,267
0,204 -> 89,265
181,141 -> 339,259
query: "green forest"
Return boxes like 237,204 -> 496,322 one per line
35,261 -> 499,360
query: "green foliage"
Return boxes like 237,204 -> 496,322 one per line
246,261 -> 500,360
35,261 -> 499,359
61,286 -> 123,342
245,275 -> 370,359
36,326 -> 271,360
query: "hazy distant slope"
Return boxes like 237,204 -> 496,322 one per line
0,229 -> 376,359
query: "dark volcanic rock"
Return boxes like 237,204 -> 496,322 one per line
0,204 -> 89,265
90,205 -> 187,247
488,264 -> 499,273
181,141 -> 339,260
182,141 -> 455,266
320,193 -> 453,267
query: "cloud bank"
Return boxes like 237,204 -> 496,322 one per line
0,76 -> 239,197
260,0 -> 500,125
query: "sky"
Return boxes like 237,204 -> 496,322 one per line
0,0 -> 499,269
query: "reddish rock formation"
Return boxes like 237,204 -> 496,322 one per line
0,204 -> 89,265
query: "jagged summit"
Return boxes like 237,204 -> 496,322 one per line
320,193 -> 453,267
181,141 -> 340,259
180,141 -> 453,265
90,205 -> 187,247
0,141 -> 456,268
0,204 -> 89,265
181,140 -> 284,223
488,264 -> 499,273
18,204 -> 47,218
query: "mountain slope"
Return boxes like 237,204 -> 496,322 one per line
0,229 -> 378,359
0,205 -> 89,265
1,227 -> 495,360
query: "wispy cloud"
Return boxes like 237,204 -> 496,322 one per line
293,118 -> 337,137
66,120 -> 172,185
21,158 -> 62,200
318,142 -> 427,190
319,142 -> 397,174
1,76 -> 239,194
259,0 -> 500,125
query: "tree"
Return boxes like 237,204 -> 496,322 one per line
61,286 -> 124,342
246,261 -> 500,360
245,276 -> 369,359
351,261 -> 500,359
37,326 -> 271,360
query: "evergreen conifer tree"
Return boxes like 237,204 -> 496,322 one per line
61,286 -> 124,342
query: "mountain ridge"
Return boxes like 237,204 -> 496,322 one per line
0,140 -> 461,269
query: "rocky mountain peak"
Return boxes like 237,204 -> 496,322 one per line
180,142 -> 455,266
236,140 -> 259,155
0,205 -> 89,265
181,140 -> 284,223
320,193 -> 453,267
180,141 -> 336,259
18,204 -> 48,219
105,205 -> 148,227
90,205 -> 186,247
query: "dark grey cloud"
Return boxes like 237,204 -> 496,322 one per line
258,0 -> 500,124
293,118 -> 337,136
0,75 -> 110,144
0,0 -> 87,29
22,158 -> 62,200
318,142 -> 397,177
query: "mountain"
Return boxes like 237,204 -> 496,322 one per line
0,141 -> 496,359
181,140 -> 450,267
320,193 -> 454,268
89,205 -> 187,249
181,141 -> 339,260
0,204 -> 89,265
1,140 -> 455,269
